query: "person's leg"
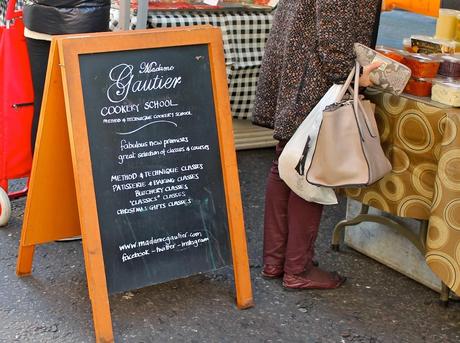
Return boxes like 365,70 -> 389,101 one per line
26,38 -> 51,152
283,193 -> 345,290
262,142 -> 291,277
283,192 -> 323,275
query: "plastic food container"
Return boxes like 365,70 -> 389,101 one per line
404,77 -> 432,97
375,45 -> 406,63
403,38 -> 414,52
438,55 -> 460,77
411,35 -> 460,54
431,80 -> 460,106
435,9 -> 460,40
457,14 -> 460,42
403,54 -> 441,78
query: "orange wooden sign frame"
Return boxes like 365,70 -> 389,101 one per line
16,27 -> 253,343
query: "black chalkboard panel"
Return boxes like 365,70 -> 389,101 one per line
79,44 -> 231,294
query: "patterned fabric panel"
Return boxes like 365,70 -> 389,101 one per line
228,65 -> 260,120
109,8 -> 273,119
0,0 -> 24,26
346,89 -> 460,295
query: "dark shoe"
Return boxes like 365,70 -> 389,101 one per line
261,264 -> 284,279
282,268 -> 346,290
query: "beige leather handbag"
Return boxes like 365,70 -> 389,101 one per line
306,61 -> 392,188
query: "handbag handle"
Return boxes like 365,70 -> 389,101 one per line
335,65 -> 356,102
6,0 -> 22,22
351,60 -> 379,138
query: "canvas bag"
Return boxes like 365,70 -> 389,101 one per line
278,79 -> 352,205
306,61 -> 392,188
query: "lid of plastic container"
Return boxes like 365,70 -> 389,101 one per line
432,79 -> 460,88
434,75 -> 458,82
404,53 -> 441,63
440,55 -> 460,64
439,8 -> 460,16
410,76 -> 433,82
410,35 -> 458,47
403,38 -> 411,45
376,45 -> 407,55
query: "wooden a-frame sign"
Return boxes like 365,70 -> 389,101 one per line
16,27 -> 253,342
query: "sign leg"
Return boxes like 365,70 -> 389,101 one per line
16,245 -> 35,276
230,227 -> 254,309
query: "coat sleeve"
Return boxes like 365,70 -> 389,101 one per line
315,0 -> 357,84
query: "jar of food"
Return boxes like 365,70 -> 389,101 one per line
435,9 -> 459,40
404,77 -> 433,97
403,54 -> 441,78
375,45 -> 406,63
431,80 -> 460,106
438,55 -> 460,77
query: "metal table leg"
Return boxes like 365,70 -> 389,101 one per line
331,204 -> 425,255
332,202 -> 451,306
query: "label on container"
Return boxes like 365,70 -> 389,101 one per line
204,0 -> 219,5
411,38 -> 456,54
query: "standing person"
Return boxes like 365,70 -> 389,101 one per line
23,0 -> 111,151
252,0 -> 382,290
23,0 -> 110,242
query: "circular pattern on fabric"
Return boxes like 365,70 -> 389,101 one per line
427,216 -> 450,250
417,102 -> 443,115
396,111 -> 434,154
431,177 -> 443,211
411,163 -> 437,199
433,143 -> 442,161
382,93 -> 407,116
397,195 -> 431,219
438,116 -> 457,147
438,149 -> 460,191
426,252 -> 460,289
375,110 -> 390,142
444,199 -> 460,231
362,192 -> 390,212
456,242 -> 460,268
379,175 -> 405,202
390,146 -> 410,174
346,188 -> 362,198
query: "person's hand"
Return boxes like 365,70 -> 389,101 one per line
359,61 -> 384,87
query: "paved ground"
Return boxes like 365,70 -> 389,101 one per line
1,148 -> 460,343
1,9 -> 460,343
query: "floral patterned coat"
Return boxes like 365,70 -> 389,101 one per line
252,0 -> 381,141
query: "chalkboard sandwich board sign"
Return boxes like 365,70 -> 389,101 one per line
16,27 -> 253,343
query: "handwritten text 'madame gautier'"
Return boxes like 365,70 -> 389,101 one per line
107,64 -> 182,103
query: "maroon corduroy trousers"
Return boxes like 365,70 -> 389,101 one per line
263,142 -> 324,275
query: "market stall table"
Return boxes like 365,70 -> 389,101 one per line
334,89 -> 460,299
110,5 -> 277,149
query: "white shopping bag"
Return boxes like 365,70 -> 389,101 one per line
278,84 -> 342,205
